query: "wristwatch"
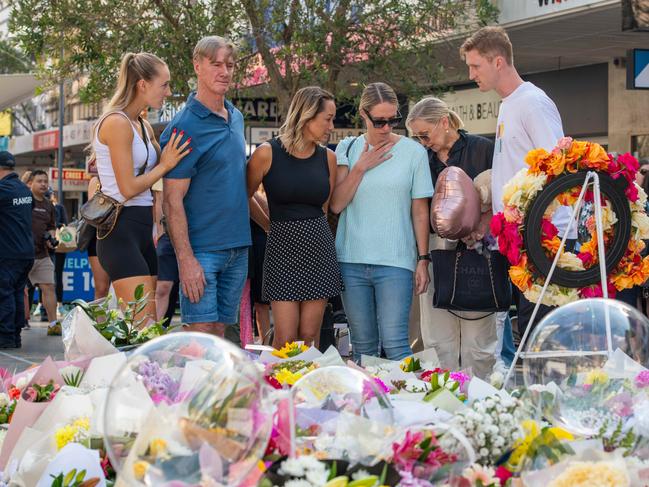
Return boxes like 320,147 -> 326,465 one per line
417,254 -> 431,262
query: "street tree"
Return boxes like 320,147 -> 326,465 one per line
10,0 -> 497,116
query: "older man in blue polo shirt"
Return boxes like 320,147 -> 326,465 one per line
161,36 -> 252,338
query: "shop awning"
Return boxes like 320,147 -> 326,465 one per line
0,73 -> 40,111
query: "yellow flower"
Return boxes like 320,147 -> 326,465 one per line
149,438 -> 168,458
55,425 -> 76,451
275,368 -> 303,386
400,357 -> 412,372
54,417 -> 90,450
272,342 -> 309,358
133,461 -> 149,481
584,369 -> 608,386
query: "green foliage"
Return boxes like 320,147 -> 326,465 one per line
0,39 -> 33,74
50,469 -> 97,487
10,0 -> 498,114
72,284 -> 173,348
597,418 -> 638,455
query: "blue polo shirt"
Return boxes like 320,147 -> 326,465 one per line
161,93 -> 251,253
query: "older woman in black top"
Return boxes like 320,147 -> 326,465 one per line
247,86 -> 342,348
406,96 -> 497,379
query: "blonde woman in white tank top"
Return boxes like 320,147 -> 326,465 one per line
93,52 -> 190,325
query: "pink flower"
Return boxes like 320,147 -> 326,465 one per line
449,371 -> 470,388
490,213 -> 506,237
494,466 -> 513,485
557,136 -> 573,150
363,377 -> 391,398
626,182 -> 639,203
541,218 -> 558,240
636,370 -> 649,388
580,282 -> 616,299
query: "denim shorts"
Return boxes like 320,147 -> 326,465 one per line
180,247 -> 248,324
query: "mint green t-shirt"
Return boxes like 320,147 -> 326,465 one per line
335,135 -> 434,272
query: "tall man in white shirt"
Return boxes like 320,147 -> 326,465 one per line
460,26 -> 573,336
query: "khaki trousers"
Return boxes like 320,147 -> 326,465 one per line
419,235 -> 497,379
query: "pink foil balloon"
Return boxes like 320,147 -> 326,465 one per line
431,166 -> 481,239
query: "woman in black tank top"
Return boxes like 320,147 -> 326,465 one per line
247,87 -> 343,348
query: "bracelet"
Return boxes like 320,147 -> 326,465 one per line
417,254 -> 431,262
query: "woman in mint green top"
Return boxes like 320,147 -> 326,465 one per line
330,82 -> 433,362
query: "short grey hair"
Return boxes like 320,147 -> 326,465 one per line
193,36 -> 237,62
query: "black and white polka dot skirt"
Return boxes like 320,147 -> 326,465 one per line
263,215 -> 343,302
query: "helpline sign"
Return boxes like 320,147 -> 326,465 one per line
61,251 -> 95,302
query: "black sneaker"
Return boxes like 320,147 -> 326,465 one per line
22,321 -> 31,330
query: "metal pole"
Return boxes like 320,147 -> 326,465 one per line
57,47 -> 64,203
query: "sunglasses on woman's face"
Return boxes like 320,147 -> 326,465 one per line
364,110 -> 402,128
411,133 -> 430,144
641,167 -> 649,176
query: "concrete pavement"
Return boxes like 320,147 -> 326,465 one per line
0,321 -> 64,373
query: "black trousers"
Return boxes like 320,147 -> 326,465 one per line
54,252 -> 66,303
0,259 -> 33,346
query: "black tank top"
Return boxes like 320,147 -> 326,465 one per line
263,138 -> 330,221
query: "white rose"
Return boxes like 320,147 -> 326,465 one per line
0,394 -> 8,408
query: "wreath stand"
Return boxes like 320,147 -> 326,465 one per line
503,171 -> 614,388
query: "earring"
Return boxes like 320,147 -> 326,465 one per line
445,129 -> 449,134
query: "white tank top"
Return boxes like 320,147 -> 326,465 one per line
93,111 -> 157,206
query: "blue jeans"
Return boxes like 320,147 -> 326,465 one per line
340,263 -> 413,362
502,314 -> 516,366
180,247 -> 248,324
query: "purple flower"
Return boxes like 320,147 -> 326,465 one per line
636,370 -> 649,388
136,360 -> 179,403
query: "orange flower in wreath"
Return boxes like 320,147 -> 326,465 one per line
542,236 -> 561,255
581,143 -> 610,171
545,152 -> 566,176
509,255 -> 533,291
565,140 -> 589,164
525,148 -> 551,174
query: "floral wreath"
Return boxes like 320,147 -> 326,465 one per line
490,137 -> 649,307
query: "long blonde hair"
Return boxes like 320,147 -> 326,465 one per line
278,86 -> 334,155
406,97 -> 463,131
88,52 -> 166,155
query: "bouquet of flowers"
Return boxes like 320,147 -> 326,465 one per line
72,284 -> 172,349
440,394 -> 524,466
265,360 -> 318,388
421,369 -> 469,403
260,455 -> 399,487
23,380 -> 60,402
272,342 -> 310,359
